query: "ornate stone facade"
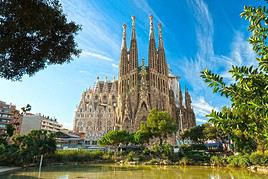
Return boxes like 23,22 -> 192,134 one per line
73,16 -> 196,142
73,77 -> 118,143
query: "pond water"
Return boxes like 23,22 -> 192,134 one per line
2,164 -> 267,179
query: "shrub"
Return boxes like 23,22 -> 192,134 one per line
227,155 -> 250,167
227,155 -> 240,167
238,155 -> 251,167
143,148 -> 150,156
145,159 -> 160,165
48,150 -> 105,162
210,156 -> 226,167
260,153 -> 268,165
179,157 -> 192,166
249,152 -> 263,165
162,143 -> 173,158
127,151 -> 135,161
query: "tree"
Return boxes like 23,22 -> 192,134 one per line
146,109 -> 177,145
98,130 -> 130,147
14,130 -> 56,163
0,130 -> 56,165
202,123 -> 228,143
0,0 -> 81,80
21,104 -> 31,114
201,1 -> 268,153
6,124 -> 15,137
181,125 -> 205,144
134,129 -> 151,145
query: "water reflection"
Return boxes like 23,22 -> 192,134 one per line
2,164 -> 267,179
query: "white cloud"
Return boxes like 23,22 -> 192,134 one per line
177,0 -> 257,115
112,63 -> 118,68
196,118 -> 208,123
79,70 -> 91,75
81,50 -> 114,62
133,0 -> 163,26
230,31 -> 257,67
61,121 -> 74,130
62,0 -> 120,56
188,0 -> 214,58
192,96 -> 218,117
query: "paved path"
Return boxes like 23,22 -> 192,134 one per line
0,166 -> 21,175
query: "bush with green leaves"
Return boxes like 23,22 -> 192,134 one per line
47,150 -> 108,163
210,156 -> 226,167
249,151 -> 268,165
227,155 -> 251,167
179,157 -> 192,166
0,130 -> 56,166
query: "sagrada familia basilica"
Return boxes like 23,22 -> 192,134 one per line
73,16 -> 196,143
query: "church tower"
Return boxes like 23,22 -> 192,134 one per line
148,16 -> 170,112
117,24 -> 128,129
74,15 -> 197,143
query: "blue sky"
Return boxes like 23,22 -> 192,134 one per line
0,0 -> 262,129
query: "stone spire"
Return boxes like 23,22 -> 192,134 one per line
131,16 -> 136,40
158,23 -> 163,48
185,87 -> 192,109
157,22 -> 167,75
119,24 -> 128,77
148,15 -> 157,71
129,16 -> 138,71
178,81 -> 183,107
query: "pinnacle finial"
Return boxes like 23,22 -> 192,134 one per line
149,15 -> 154,39
142,58 -> 145,66
131,16 -> 136,40
121,24 -> 127,50
158,23 -> 162,35
158,23 -> 164,48
131,16 -> 136,29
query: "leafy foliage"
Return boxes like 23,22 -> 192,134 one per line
181,125 -> 205,143
180,123 -> 227,144
133,126 -> 152,144
47,150 -> 107,163
6,124 -> 15,137
145,109 -> 177,145
98,109 -> 177,147
0,0 -> 81,80
0,130 -> 56,165
201,0 -> 268,153
98,130 -> 130,146
241,3 -> 268,71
